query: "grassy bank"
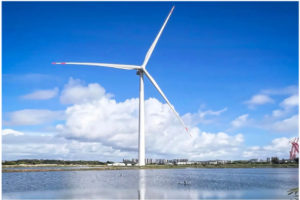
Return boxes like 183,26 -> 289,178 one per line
2,163 -> 298,173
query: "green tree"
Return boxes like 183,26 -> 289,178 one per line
271,157 -> 279,164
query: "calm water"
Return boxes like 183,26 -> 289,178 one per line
2,168 -> 298,199
3,166 -> 101,170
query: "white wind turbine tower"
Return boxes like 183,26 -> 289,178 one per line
52,6 -> 189,166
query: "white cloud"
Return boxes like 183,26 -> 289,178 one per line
4,109 -> 64,126
22,87 -> 59,100
183,108 -> 227,126
60,77 -> 111,104
2,128 -> 243,161
197,108 -> 228,117
2,133 -> 130,161
271,115 -> 298,133
244,94 -> 273,108
4,80 -> 297,161
262,85 -> 298,96
55,80 -> 243,160
271,109 -> 284,118
249,86 -> 298,118
2,129 -> 24,136
280,94 -> 298,108
231,114 -> 249,129
3,73 -> 55,83
243,137 -> 292,159
271,94 -> 298,118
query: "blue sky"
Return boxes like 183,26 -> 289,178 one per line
2,2 -> 298,161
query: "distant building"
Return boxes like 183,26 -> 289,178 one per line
177,162 -> 187,165
155,159 -> 167,164
173,159 -> 188,163
146,158 -> 153,164
198,161 -> 209,165
112,162 -> 125,166
123,159 -> 132,164
217,160 -> 227,164
209,161 -> 218,165
249,159 -> 258,163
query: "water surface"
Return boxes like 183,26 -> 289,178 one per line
3,168 -> 298,199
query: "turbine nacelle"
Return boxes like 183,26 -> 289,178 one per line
136,69 -> 144,76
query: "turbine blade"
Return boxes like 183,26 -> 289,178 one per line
52,62 -> 141,70
142,6 -> 175,68
143,69 -> 190,136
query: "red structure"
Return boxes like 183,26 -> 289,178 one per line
289,137 -> 299,160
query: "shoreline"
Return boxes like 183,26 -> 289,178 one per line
2,163 -> 298,173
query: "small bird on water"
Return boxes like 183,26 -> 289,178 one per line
178,180 -> 191,186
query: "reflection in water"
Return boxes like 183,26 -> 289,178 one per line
2,168 -> 298,199
138,170 -> 146,200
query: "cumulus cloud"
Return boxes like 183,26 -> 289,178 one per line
22,87 -> 59,100
261,95 -> 298,134
271,94 -> 298,118
244,94 -> 273,108
4,79 -> 297,161
245,86 -> 298,110
231,114 -> 249,129
271,115 -> 298,134
2,133 -> 130,161
272,109 -> 285,118
2,129 -> 242,161
245,87 -> 298,135
60,77 -> 112,104
280,94 -> 298,108
56,97 -> 243,160
4,109 -> 64,126
2,129 -> 24,136
243,137 -> 292,159
54,80 -> 243,160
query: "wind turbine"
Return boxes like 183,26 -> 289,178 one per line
290,137 -> 299,160
52,6 -> 189,166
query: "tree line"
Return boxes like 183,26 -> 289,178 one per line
2,159 -> 112,165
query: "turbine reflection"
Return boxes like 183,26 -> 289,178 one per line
138,169 -> 146,200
